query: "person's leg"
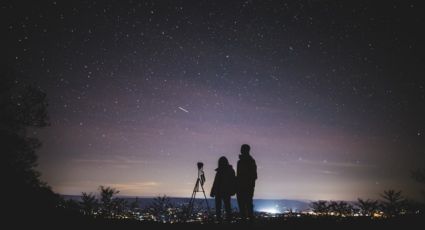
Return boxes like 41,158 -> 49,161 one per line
247,187 -> 255,219
223,196 -> 232,220
215,196 -> 222,221
237,192 -> 246,218
239,192 -> 249,219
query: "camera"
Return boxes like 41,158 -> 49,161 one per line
197,162 -> 204,170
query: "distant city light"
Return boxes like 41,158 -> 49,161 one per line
259,207 -> 281,214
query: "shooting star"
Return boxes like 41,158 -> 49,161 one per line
178,106 -> 189,113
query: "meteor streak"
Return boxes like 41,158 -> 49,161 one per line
178,106 -> 189,113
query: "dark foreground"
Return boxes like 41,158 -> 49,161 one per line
15,215 -> 424,230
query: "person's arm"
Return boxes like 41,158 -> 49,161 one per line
236,160 -> 240,178
253,160 -> 257,180
231,168 -> 237,195
210,173 -> 218,197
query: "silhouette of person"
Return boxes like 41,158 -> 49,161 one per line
236,144 -> 257,220
210,156 -> 236,221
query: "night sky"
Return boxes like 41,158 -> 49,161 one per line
2,1 -> 425,201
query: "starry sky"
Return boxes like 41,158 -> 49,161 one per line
2,0 -> 425,201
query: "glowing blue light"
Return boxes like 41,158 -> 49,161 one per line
259,207 -> 280,214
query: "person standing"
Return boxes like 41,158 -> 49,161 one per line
236,144 -> 257,220
210,156 -> 236,221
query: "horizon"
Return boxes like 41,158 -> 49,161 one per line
4,1 -> 424,201
59,194 -> 362,203
62,194 -> 310,201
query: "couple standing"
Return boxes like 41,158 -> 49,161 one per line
210,144 -> 257,221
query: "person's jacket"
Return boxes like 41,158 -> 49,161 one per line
236,154 -> 257,189
210,165 -> 236,197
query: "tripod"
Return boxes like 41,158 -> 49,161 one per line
187,162 -> 210,219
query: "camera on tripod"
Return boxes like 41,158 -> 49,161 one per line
197,162 -> 206,186
187,162 -> 210,218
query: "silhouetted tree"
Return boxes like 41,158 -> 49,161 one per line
148,195 -> 175,222
356,198 -> 379,217
311,200 -> 330,215
1,69 -> 60,220
80,186 -> 130,219
99,186 -> 120,218
329,201 -> 354,217
380,190 -> 406,217
81,192 -> 98,216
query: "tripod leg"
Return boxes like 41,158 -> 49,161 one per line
187,190 -> 196,219
200,183 -> 211,213
187,179 -> 200,219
